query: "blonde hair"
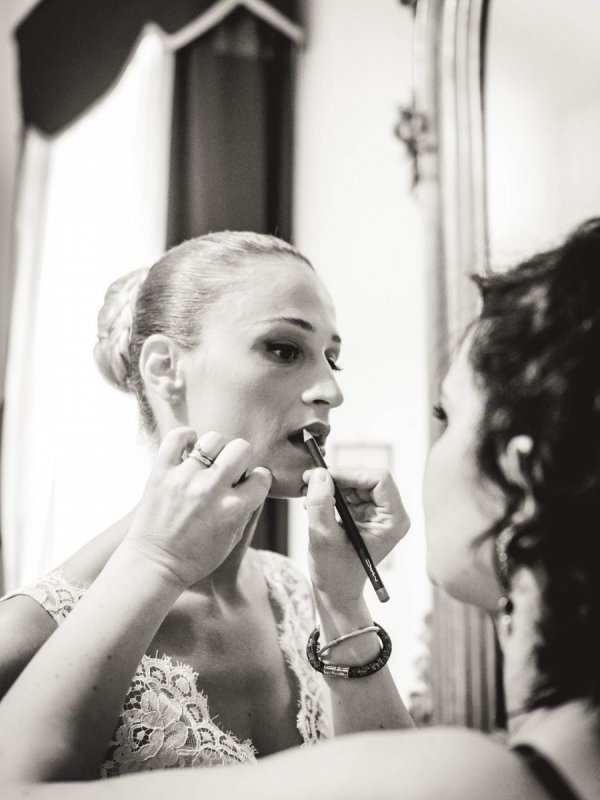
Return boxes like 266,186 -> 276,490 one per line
94,231 -> 312,432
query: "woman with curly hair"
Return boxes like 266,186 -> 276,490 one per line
2,220 -> 600,799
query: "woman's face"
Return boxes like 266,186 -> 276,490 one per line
180,256 -> 343,497
423,337 -> 505,611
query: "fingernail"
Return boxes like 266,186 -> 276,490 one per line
314,468 -> 328,482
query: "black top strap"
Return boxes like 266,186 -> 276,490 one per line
512,744 -> 582,800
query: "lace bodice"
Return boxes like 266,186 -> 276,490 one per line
2,550 -> 330,776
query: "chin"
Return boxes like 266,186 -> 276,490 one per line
427,556 -> 500,612
267,471 -> 304,499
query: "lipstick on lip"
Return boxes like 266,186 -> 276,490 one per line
302,429 -> 390,603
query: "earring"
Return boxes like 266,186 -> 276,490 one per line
495,527 -> 513,592
496,595 -> 513,637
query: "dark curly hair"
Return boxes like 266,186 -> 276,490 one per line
468,218 -> 600,711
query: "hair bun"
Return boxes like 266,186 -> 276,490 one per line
94,266 -> 150,391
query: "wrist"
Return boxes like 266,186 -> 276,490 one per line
110,540 -> 189,597
312,584 -> 367,621
314,595 -> 381,666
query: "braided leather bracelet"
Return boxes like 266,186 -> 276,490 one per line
306,623 -> 392,678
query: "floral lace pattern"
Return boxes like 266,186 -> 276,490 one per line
101,654 -> 257,774
2,550 -> 330,776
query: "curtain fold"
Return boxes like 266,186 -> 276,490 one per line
167,6 -> 292,243
16,0 -> 298,136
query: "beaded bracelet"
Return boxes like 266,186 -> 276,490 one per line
306,623 -> 392,679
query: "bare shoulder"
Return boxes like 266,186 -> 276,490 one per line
251,727 -> 547,800
362,727 -> 544,799
58,507 -> 137,585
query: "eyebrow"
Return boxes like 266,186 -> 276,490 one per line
261,316 -> 342,344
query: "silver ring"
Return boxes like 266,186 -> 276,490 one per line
187,445 -> 215,467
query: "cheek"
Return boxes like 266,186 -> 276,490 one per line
423,439 -> 455,526
424,438 -> 504,604
424,437 -> 479,569
187,364 -> 283,433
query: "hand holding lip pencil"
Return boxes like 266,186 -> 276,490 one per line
302,429 -> 390,603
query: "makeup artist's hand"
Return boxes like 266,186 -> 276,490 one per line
123,427 -> 272,589
303,467 -> 409,606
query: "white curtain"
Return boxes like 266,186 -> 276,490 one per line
2,27 -> 174,589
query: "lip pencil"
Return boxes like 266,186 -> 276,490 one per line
303,429 -> 390,603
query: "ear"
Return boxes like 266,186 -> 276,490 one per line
499,435 -> 536,521
499,435 -> 534,488
139,334 -> 184,405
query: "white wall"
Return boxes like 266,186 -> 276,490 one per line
485,0 -> 600,264
291,0 -> 431,700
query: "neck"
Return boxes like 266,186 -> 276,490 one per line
497,568 -> 540,718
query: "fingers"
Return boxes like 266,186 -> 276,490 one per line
161,430 -> 269,500
236,466 -> 273,511
179,430 -> 227,472
196,430 -> 227,461
324,466 -> 380,492
306,465 -> 400,505
157,427 -> 198,467
211,437 -> 253,485
304,468 -> 338,532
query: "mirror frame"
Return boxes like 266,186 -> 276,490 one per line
411,0 -> 502,730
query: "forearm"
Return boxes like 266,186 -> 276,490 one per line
314,590 -> 415,735
0,542 -> 183,782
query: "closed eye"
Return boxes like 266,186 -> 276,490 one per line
432,403 -> 447,423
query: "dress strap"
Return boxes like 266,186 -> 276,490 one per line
512,743 -> 582,800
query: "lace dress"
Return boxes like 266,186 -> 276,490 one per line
1,550 -> 331,776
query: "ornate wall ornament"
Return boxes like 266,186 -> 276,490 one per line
394,96 -> 436,189
399,0 -> 418,13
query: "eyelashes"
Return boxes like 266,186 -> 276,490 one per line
432,403 -> 447,423
267,342 -> 300,363
266,341 -> 343,371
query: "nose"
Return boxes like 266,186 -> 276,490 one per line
301,362 -> 344,408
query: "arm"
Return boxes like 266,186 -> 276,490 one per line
0,597 -> 57,701
0,507 -> 137,703
303,467 -> 415,734
0,547 -> 184,781
3,728 -> 528,800
0,427 -> 271,783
